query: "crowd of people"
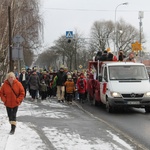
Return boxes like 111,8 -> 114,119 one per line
17,50 -> 136,104
95,50 -> 136,62
0,50 -> 136,135
15,66 -> 88,104
0,66 -> 89,134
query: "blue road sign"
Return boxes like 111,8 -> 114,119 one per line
13,34 -> 24,43
66,31 -> 73,38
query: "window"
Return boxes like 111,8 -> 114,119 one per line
109,65 -> 148,80
104,67 -> 108,81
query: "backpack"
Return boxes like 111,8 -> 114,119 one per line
79,78 -> 85,89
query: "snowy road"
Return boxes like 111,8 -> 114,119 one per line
0,96 -> 135,150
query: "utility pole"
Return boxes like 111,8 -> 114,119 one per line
138,11 -> 144,57
8,6 -> 13,71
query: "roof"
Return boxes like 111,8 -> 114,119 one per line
88,61 -> 145,71
102,61 -> 145,66
88,61 -> 144,66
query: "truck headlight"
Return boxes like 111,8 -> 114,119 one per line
144,92 -> 150,97
111,92 -> 121,98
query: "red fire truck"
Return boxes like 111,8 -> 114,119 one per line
86,61 -> 150,113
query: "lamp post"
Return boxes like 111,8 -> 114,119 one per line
114,2 -> 128,56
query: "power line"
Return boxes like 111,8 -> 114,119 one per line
42,7 -> 150,13
43,7 -> 112,12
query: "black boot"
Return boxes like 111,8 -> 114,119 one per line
10,124 -> 16,135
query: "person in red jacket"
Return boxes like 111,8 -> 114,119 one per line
77,73 -> 87,103
0,72 -> 25,135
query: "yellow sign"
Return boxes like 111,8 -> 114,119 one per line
131,41 -> 142,51
79,65 -> 83,69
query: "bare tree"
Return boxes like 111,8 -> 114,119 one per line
89,20 -> 114,52
89,19 -> 144,55
115,19 -> 142,54
0,0 -> 43,73
52,32 -> 86,71
35,49 -> 59,71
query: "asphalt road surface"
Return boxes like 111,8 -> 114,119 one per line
79,100 -> 150,149
17,96 -> 148,150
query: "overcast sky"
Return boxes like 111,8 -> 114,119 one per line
40,0 -> 150,51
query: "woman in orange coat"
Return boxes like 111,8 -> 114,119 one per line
0,72 -> 25,134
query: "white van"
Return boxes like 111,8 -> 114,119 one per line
99,62 -> 150,113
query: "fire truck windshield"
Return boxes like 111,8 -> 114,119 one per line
109,65 -> 148,80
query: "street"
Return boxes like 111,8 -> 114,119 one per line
80,101 -> 150,149
0,94 -> 147,150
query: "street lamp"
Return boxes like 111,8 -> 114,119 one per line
114,2 -> 128,56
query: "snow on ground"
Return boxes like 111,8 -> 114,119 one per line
0,99 -> 134,150
43,127 -> 121,150
18,100 -> 71,119
107,130 -> 133,149
0,121 -> 46,150
0,101 -> 46,150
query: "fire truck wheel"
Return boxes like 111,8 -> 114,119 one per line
106,99 -> 114,113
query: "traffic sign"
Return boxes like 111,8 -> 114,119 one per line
12,47 -> 23,60
66,31 -> 73,38
79,65 -> 83,69
13,34 -> 24,44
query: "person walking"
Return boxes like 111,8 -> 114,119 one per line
39,71 -> 50,98
77,73 -> 87,103
27,70 -> 40,101
51,74 -> 57,98
72,72 -> 78,100
56,66 -> 67,102
0,72 -> 25,134
40,80 -> 48,100
64,75 -> 76,104
26,68 -> 32,95
19,68 -> 29,97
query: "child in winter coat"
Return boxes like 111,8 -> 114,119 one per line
40,80 -> 47,100
64,75 -> 76,104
